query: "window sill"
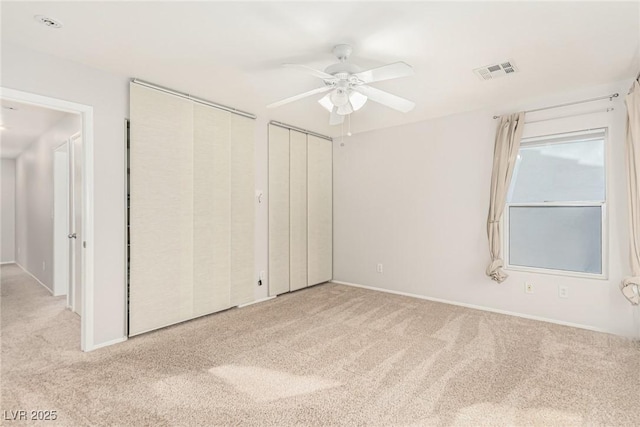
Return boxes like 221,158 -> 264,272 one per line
505,264 -> 608,281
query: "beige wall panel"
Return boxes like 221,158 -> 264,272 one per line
230,114 -> 255,306
268,125 -> 290,296
289,130 -> 307,291
193,105 -> 231,316
307,135 -> 333,286
129,84 -> 194,336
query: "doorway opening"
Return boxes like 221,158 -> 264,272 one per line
0,88 -> 94,351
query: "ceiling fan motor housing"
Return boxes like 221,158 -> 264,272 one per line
324,62 -> 362,76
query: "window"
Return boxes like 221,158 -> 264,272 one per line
505,129 -> 606,278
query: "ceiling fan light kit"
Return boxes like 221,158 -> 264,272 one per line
267,44 -> 416,126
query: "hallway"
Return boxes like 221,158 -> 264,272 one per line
1,264 -> 80,417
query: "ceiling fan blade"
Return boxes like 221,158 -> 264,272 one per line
267,86 -> 332,109
283,64 -> 336,80
353,62 -> 414,84
329,106 -> 344,125
354,86 -> 415,113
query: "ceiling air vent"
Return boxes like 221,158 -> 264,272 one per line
473,61 -> 518,80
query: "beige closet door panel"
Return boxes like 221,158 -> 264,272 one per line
193,105 -> 231,316
129,83 -> 194,336
268,125 -> 290,296
307,135 -> 333,286
289,130 -> 307,291
230,114 -> 255,306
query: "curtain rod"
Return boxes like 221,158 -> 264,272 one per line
131,79 -> 256,120
524,107 -> 614,125
493,92 -> 619,120
269,121 -> 333,141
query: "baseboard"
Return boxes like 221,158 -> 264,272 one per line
238,295 -> 276,308
89,336 -> 127,351
15,262 -> 53,296
1,261 -> 16,265
331,280 -> 610,335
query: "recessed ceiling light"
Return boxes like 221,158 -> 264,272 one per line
34,15 -> 63,29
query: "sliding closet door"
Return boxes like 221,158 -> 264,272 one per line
130,82 -> 255,336
307,135 -> 333,286
268,125 -> 290,296
289,130 -> 307,291
193,105 -> 230,317
230,114 -> 255,306
129,83 -> 195,335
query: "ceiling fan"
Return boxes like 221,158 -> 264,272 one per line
267,44 -> 415,125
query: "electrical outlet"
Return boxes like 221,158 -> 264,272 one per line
376,263 -> 383,273
42,261 -> 46,271
525,282 -> 534,294
558,285 -> 569,299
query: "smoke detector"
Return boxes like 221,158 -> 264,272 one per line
473,61 -> 518,80
34,15 -> 63,29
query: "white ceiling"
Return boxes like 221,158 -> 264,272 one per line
1,1 -> 638,137
0,100 -> 71,158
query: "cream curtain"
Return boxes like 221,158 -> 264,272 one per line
621,80 -> 640,305
486,112 -> 525,283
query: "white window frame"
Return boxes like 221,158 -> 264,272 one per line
503,128 -> 608,280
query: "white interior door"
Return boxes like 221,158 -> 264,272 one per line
53,142 -> 70,297
70,133 -> 83,316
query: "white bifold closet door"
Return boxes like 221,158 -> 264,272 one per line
268,124 -> 331,296
268,125 -> 290,296
289,130 -> 308,291
307,135 -> 332,286
129,83 -> 254,336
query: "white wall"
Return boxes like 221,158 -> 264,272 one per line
15,114 -> 80,291
334,79 -> 640,338
2,42 -> 129,345
1,158 -> 16,263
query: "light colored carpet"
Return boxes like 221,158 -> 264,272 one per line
1,263 -> 639,426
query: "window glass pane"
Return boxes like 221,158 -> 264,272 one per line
508,137 -> 605,203
509,206 -> 602,274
